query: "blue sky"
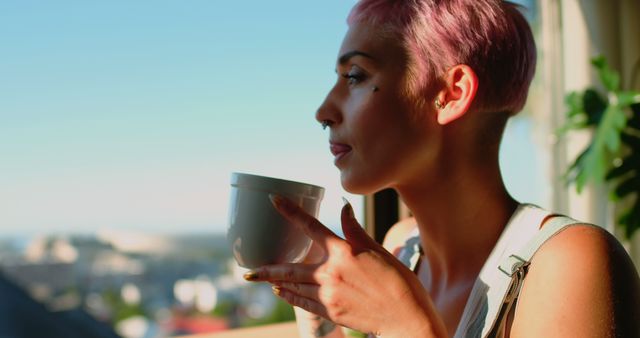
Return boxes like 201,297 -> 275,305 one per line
0,1 -> 361,237
0,1 -> 543,237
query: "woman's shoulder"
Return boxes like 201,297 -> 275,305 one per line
511,223 -> 640,336
527,222 -> 637,286
382,217 -> 419,256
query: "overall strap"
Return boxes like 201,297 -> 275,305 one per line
484,215 -> 585,337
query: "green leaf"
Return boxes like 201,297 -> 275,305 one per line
565,147 -> 590,184
573,146 -> 600,193
590,105 -> 624,173
590,149 -> 608,180
565,91 -> 583,116
603,106 -> 627,152
591,56 -> 620,91
603,71 -> 620,92
591,55 -> 607,69
575,169 -> 588,193
617,91 -> 640,106
604,128 -> 621,153
567,99 -> 628,192
560,89 -> 610,134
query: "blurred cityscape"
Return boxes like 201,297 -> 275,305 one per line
0,231 -> 295,338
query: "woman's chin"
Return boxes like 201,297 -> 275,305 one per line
340,172 -> 380,195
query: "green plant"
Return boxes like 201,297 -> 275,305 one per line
562,56 -> 640,239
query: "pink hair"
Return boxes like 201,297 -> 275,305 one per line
347,0 -> 536,115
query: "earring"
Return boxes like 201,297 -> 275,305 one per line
435,98 -> 445,109
321,120 -> 330,130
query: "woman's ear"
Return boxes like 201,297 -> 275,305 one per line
435,64 -> 478,125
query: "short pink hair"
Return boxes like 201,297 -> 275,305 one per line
347,0 -> 536,115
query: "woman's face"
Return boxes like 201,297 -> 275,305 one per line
316,22 -> 441,194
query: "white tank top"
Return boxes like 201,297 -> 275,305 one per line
384,204 -> 584,338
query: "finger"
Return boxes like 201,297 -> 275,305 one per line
341,199 -> 377,247
243,263 -> 318,283
269,194 -> 341,248
272,286 -> 331,320
274,282 -> 320,300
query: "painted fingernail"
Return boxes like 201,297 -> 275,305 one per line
243,270 -> 259,281
272,285 -> 282,296
269,194 -> 285,210
269,194 -> 294,213
342,197 -> 355,219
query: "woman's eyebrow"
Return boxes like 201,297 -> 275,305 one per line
338,50 -> 375,65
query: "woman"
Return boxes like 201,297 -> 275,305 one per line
244,0 -> 640,337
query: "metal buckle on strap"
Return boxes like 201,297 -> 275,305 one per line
499,255 -> 531,305
487,255 -> 532,336
498,254 -> 530,277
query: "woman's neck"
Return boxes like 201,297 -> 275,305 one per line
395,160 -> 518,288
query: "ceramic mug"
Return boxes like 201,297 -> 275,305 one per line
227,172 -> 325,268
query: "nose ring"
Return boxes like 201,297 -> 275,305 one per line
321,120 -> 331,130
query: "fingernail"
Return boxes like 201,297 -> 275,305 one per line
269,194 -> 285,210
243,270 -> 259,281
342,197 -> 355,219
272,285 -> 281,296
269,194 -> 293,213
342,196 -> 349,206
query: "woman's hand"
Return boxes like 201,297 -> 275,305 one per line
243,195 -> 447,338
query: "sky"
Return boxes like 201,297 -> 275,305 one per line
0,0 -> 544,237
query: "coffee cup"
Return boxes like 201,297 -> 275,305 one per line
227,172 -> 325,268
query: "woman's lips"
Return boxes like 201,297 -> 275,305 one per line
330,142 -> 352,162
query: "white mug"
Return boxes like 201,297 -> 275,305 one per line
227,172 -> 325,268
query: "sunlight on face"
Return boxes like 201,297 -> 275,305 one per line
317,22 -> 441,195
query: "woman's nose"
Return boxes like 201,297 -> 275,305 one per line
315,85 -> 342,129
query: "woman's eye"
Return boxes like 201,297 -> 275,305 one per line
341,68 -> 366,85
